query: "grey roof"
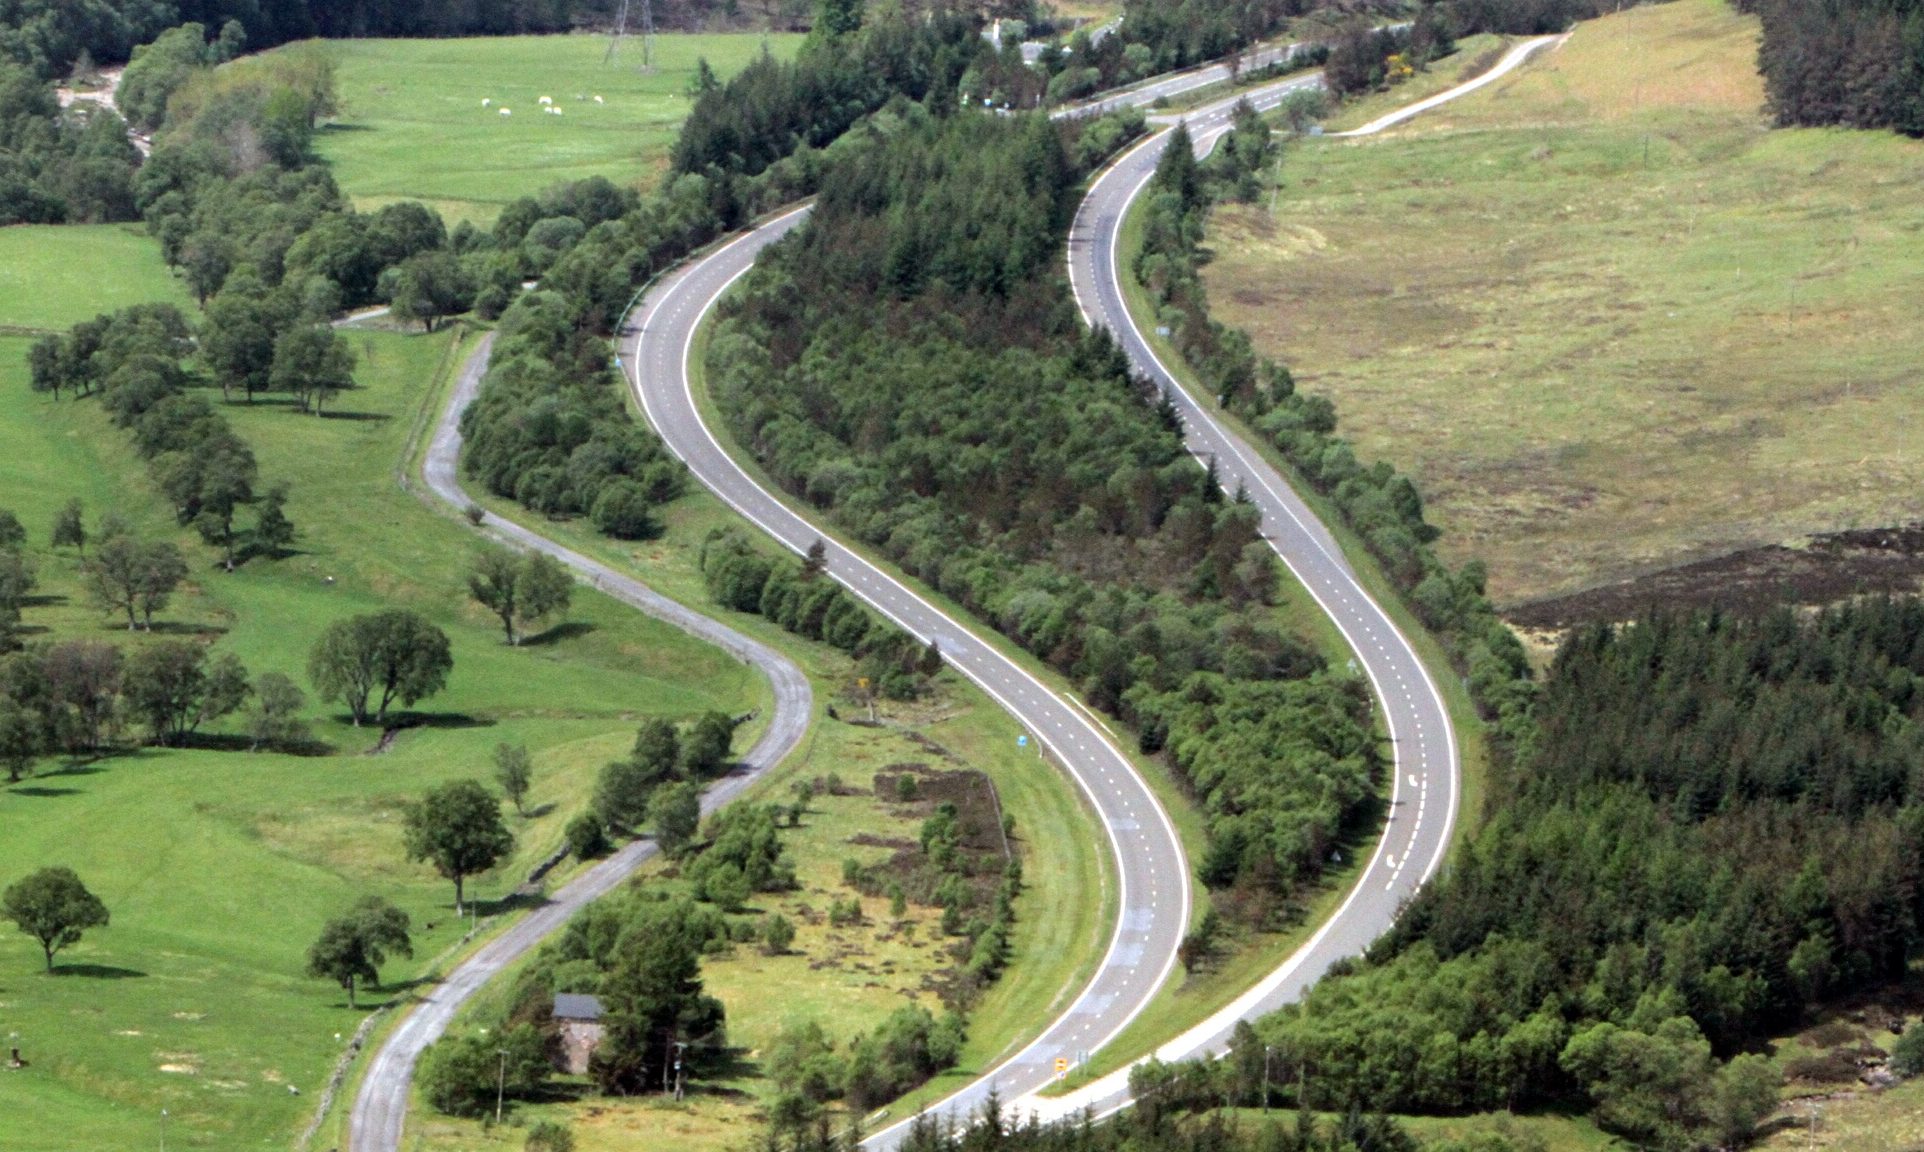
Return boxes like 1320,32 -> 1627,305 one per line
552,993 -> 604,1021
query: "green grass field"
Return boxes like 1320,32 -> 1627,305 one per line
0,225 -> 190,334
311,33 -> 801,225
1203,0 -> 1924,608
0,309 -> 763,1150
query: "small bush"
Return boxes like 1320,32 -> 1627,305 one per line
565,812 -> 610,859
1893,1024 -> 1924,1078
763,913 -> 796,955
525,1120 -> 575,1152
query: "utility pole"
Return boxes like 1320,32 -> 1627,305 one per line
1263,1046 -> 1274,1114
159,1108 -> 168,1152
604,0 -> 628,66
672,1040 -> 688,1100
495,1048 -> 507,1125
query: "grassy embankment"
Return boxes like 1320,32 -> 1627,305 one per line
0,233 -> 763,1151
312,33 -> 802,226
1205,0 -> 1924,609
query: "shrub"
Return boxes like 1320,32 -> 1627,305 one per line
566,812 -> 610,859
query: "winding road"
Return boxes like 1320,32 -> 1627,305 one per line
346,336 -> 814,1152
349,35 -> 1555,1150
625,36 -> 1555,1141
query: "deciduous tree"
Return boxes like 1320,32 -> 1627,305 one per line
466,546 -> 572,645
307,609 -> 452,727
245,671 -> 308,751
2,867 -> 109,972
403,778 -> 513,915
50,497 -> 85,554
493,742 -> 533,815
305,896 -> 412,1009
270,324 -> 356,415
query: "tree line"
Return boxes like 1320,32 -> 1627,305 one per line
0,0 -> 778,80
1735,0 -> 1924,134
707,102 -> 1382,918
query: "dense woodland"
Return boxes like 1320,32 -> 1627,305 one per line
0,58 -> 140,224
709,105 -> 1383,919
1737,0 -> 1924,133
1192,604 -> 1924,1149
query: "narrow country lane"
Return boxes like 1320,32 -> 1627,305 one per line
347,336 -> 813,1152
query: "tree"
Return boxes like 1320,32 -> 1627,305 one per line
307,610 -> 453,727
649,781 -> 702,857
85,535 -> 185,631
494,742 -> 533,815
1710,1054 -> 1780,1149
467,547 -> 572,645
762,913 -> 796,956
3,867 -> 109,972
252,482 -> 295,558
590,899 -> 726,1095
190,445 -> 258,570
44,639 -> 120,752
390,250 -> 473,333
270,324 -> 356,415
305,896 -> 413,1009
680,711 -> 734,776
201,288 -> 282,402
245,671 -> 308,751
50,497 -> 85,554
419,1023 -> 550,1117
403,779 -> 514,915
0,699 -> 37,782
566,811 -> 610,859
0,549 -> 34,646
0,509 -> 24,551
122,642 -> 247,746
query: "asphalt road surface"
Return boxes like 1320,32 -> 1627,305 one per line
1032,35 -> 1555,1119
347,336 -> 813,1152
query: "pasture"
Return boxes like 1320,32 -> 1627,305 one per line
1204,0 -> 1924,609
0,323 -> 762,1151
0,225 -> 189,334
312,33 -> 802,225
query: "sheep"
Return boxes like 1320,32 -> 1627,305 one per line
550,107 -> 563,116
500,107 -> 511,116
593,94 -> 604,104
538,95 -> 553,106
481,98 -> 491,107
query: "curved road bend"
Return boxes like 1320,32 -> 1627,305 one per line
1036,35 -> 1558,1121
625,209 -> 1193,1151
348,336 -> 814,1152
627,38 -> 1557,1136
